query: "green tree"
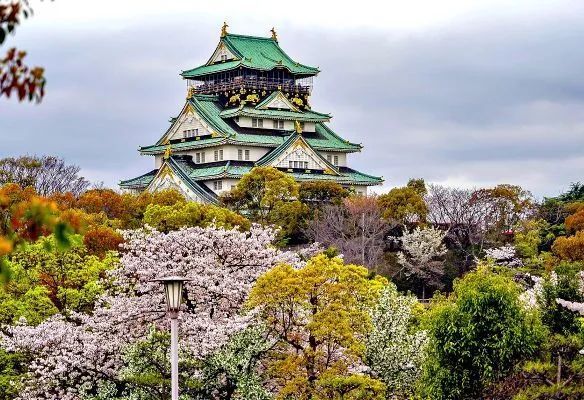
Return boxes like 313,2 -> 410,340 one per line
540,268 -> 584,335
422,266 -> 544,399
378,182 -> 428,227
0,183 -> 76,280
0,348 -> 25,400
119,325 -> 270,400
299,181 -> 349,206
143,201 -> 250,233
0,235 -> 117,324
220,166 -> 304,242
220,166 -> 299,223
247,253 -> 387,399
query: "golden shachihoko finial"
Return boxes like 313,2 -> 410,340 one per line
163,143 -> 172,160
221,22 -> 229,37
271,27 -> 278,41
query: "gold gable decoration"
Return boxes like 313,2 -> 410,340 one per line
163,144 -> 172,160
294,120 -> 303,133
221,22 -> 229,38
186,86 -> 196,99
271,27 -> 278,42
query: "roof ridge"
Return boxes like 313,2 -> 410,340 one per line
316,123 -> 361,148
225,33 -> 274,41
167,157 -> 218,202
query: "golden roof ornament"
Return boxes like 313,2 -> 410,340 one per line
186,86 -> 195,99
294,120 -> 303,133
163,143 -> 172,160
221,22 -> 229,38
271,27 -> 278,42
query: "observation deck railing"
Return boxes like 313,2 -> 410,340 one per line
189,77 -> 311,96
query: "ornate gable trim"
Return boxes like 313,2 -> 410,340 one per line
156,103 -> 217,145
257,134 -> 340,175
206,40 -> 239,66
147,159 -> 218,203
256,91 -> 299,112
146,164 -> 203,202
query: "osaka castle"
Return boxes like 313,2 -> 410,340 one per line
120,24 -> 383,202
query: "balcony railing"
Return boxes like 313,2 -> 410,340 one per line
189,77 -> 312,96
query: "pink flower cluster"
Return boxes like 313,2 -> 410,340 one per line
3,224 -> 300,399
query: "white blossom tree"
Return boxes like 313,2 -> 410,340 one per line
484,244 -> 523,267
393,226 -> 447,299
365,284 -> 428,397
2,224 -> 298,400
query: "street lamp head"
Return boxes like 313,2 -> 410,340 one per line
153,276 -> 190,313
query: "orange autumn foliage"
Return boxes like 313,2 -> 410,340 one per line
83,226 -> 124,257
48,191 -> 77,210
76,189 -> 128,220
552,231 -> 584,261
565,203 -> 584,233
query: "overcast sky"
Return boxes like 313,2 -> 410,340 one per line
1,0 -> 583,198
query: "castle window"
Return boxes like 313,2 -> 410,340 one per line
238,149 -> 243,160
220,54 -> 227,62
326,154 -> 332,162
195,152 -> 205,163
289,161 -> 308,169
214,149 -> 223,161
244,149 -> 250,160
213,180 -> 223,190
183,128 -> 198,138
273,120 -> 284,129
252,118 -> 263,128
333,155 -> 339,166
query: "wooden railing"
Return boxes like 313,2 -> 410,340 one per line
191,77 -> 311,95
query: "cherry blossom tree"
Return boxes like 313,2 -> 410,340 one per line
365,284 -> 428,397
393,226 -> 447,299
2,224 -> 299,399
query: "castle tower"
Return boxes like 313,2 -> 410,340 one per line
120,26 -> 383,201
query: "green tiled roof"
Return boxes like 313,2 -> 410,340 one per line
289,168 -> 383,185
119,169 -> 157,189
181,33 -> 319,78
307,123 -> 362,152
120,156 -> 382,198
219,106 -> 330,122
174,158 -> 251,180
145,95 -> 360,154
173,157 -> 382,186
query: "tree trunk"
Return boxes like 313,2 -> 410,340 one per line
306,294 -> 319,397
557,354 -> 562,386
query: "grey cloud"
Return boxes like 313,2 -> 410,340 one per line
1,11 -> 583,197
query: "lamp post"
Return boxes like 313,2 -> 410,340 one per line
154,276 -> 189,400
